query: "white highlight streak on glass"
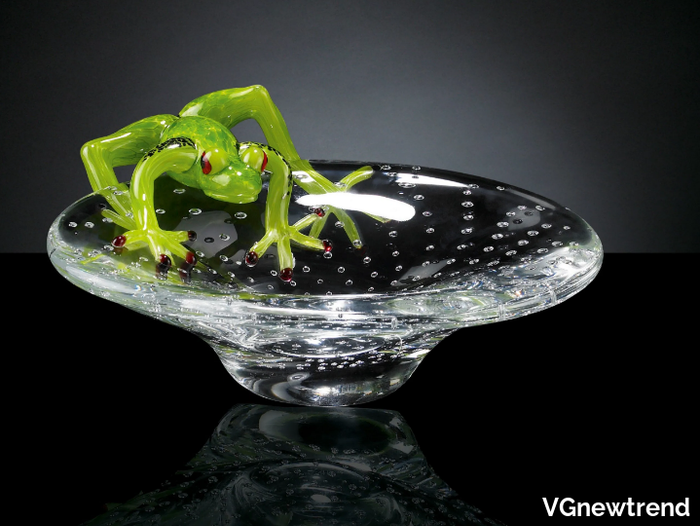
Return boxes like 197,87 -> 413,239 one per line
296,193 -> 415,221
395,173 -> 468,188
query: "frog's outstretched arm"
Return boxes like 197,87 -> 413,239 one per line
81,115 -> 177,192
81,115 -> 178,222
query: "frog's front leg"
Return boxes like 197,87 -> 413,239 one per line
244,203 -> 331,283
81,114 -> 178,223
115,139 -> 199,275
242,147 -> 329,283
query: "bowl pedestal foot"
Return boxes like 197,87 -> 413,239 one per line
210,341 -> 428,406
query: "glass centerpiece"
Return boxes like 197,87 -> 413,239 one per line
48,87 -> 602,406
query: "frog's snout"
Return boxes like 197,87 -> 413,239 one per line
205,187 -> 260,204
203,166 -> 262,204
217,192 -> 258,204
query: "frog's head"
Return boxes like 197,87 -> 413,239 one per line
165,116 -> 266,204
195,144 -> 266,204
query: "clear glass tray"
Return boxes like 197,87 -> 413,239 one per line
48,161 -> 602,406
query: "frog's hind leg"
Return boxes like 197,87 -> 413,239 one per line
294,165 -> 383,249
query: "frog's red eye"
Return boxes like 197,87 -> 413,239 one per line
261,151 -> 268,173
200,152 -> 212,174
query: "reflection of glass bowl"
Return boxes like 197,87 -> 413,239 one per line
48,161 -> 602,406
82,404 -> 498,525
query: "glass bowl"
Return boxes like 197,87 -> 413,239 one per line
48,161 -> 602,406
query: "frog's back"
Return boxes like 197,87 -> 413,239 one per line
163,116 -> 238,153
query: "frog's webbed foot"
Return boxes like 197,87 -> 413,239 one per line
245,165 -> 403,283
244,228 -> 332,284
295,206 -> 361,250
97,183 -> 137,230
112,227 -> 198,280
94,188 -> 199,281
294,165 -> 388,250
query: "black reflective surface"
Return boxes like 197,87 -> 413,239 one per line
18,254 -> 694,525
80,404 -> 497,525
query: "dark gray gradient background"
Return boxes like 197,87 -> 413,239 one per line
3,0 -> 698,253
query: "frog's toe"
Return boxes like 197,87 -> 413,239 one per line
111,231 -> 147,252
156,254 -> 172,279
156,248 -> 200,281
279,267 -> 293,283
246,232 -> 277,267
112,234 -> 127,248
178,251 -> 197,283
244,250 -> 259,267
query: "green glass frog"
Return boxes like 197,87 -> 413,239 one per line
81,86 -> 376,282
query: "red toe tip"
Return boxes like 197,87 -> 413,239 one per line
112,235 -> 126,248
245,251 -> 259,267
